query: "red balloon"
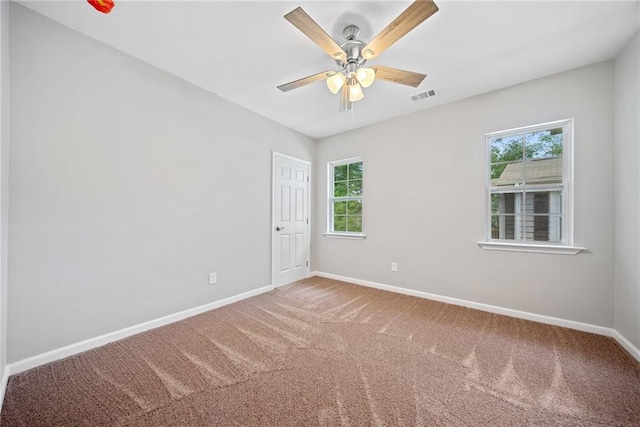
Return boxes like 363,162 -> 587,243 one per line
87,0 -> 115,14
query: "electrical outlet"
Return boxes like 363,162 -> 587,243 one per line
391,262 -> 398,272
209,272 -> 217,285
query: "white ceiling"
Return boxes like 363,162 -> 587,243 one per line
18,1 -> 640,139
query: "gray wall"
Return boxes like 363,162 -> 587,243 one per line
8,4 -> 314,363
314,61 -> 615,327
614,31 -> 640,349
1,0 -> 9,383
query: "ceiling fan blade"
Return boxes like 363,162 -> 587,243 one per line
284,7 -> 347,62
362,0 -> 439,61
372,65 -> 427,87
277,71 -> 334,92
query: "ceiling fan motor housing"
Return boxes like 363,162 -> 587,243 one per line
336,25 -> 367,74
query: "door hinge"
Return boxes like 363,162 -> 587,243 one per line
307,176 -> 309,182
306,260 -> 309,267
306,218 -> 309,224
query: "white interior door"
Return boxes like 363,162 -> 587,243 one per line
272,152 -> 310,286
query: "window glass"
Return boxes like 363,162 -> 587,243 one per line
486,120 -> 571,245
328,158 -> 363,234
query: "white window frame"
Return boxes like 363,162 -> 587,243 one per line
478,119 -> 585,255
324,157 -> 366,239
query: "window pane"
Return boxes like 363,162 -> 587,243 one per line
491,193 -> 521,214
491,136 -> 525,165
491,160 -> 525,186
334,182 -> 347,197
334,201 -> 346,215
348,179 -> 363,196
491,192 -> 520,215
347,200 -> 362,214
491,215 -> 500,239
348,162 -> 363,179
491,214 -> 521,240
333,215 -> 346,232
491,194 -> 500,214
526,130 -> 563,160
525,191 -> 562,215
523,157 -> 563,184
524,215 -> 563,243
334,164 -> 347,181
549,190 -> 562,214
347,215 -> 362,232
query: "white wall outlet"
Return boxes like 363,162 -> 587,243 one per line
391,262 -> 398,272
209,272 -> 217,285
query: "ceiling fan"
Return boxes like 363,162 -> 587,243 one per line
277,0 -> 439,112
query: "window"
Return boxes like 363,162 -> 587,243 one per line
480,119 -> 584,254
327,158 -> 364,237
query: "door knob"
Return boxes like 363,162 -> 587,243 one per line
276,226 -> 285,231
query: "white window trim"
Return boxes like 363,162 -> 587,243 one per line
478,118 -> 586,255
326,156 -> 366,238
322,232 -> 367,240
477,241 -> 585,255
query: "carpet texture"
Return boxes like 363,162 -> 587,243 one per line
2,277 -> 639,426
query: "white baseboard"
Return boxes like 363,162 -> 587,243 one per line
311,271 -> 640,362
0,365 -> 8,414
311,271 -> 613,336
7,285 -> 274,375
5,274 -> 639,381
612,329 -> 640,362
311,272 -> 640,363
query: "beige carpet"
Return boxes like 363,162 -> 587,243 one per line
2,276 -> 639,426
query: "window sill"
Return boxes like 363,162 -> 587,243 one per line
323,233 -> 367,240
477,241 -> 586,255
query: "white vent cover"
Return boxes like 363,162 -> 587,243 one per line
411,89 -> 437,101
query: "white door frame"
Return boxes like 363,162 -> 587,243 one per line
271,151 -> 311,287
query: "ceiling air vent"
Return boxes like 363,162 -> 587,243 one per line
410,89 -> 437,101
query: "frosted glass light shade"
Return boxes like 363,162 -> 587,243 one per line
356,67 -> 376,88
349,80 -> 364,102
326,73 -> 346,94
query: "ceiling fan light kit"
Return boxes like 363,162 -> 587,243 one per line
348,77 -> 365,102
277,0 -> 439,113
326,72 -> 346,94
357,67 -> 376,88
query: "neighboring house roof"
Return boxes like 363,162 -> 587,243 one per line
492,157 -> 562,186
